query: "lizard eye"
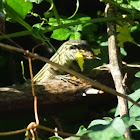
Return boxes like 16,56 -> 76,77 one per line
70,45 -> 81,50
70,45 -> 77,49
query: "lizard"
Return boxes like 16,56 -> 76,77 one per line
33,40 -> 96,82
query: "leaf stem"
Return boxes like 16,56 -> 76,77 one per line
50,0 -> 61,24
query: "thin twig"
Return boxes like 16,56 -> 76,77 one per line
0,124 -> 89,139
28,56 -> 39,125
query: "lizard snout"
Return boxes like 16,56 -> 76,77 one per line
81,50 -> 100,60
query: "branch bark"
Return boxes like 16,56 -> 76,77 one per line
0,79 -> 93,112
105,3 -> 131,138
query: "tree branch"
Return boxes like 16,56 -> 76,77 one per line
105,3 -> 131,138
0,79 -> 92,111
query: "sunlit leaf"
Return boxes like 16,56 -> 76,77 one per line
69,32 -> 81,40
120,47 -> 127,56
115,88 -> 140,116
130,0 -> 140,11
135,71 -> 140,78
86,118 -> 126,140
51,28 -> 71,41
117,25 -> 134,47
121,115 -> 135,126
49,136 -> 64,140
6,0 -> 33,19
92,48 -> 101,55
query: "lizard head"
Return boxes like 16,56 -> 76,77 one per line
64,40 -> 98,59
56,40 -> 100,70
62,40 -> 100,71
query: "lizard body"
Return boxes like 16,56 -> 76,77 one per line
33,40 -> 94,82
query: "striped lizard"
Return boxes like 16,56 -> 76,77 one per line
33,40 -> 96,82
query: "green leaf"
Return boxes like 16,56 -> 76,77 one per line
130,0 -> 140,11
129,101 -> 140,130
70,24 -> 83,32
50,17 -> 83,40
48,17 -> 58,26
122,89 -> 140,130
5,3 -> 32,31
33,23 -> 45,31
117,25 -> 134,47
129,88 -> 140,105
121,115 -> 135,126
115,88 -> 140,116
69,31 -> 81,40
51,28 -> 71,40
111,136 -> 131,140
86,118 -> 126,140
135,71 -> 140,78
134,120 -> 140,130
69,24 -> 82,39
88,119 -> 110,128
120,47 -> 127,56
6,0 -> 33,20
129,102 -> 140,118
49,14 -> 95,41
49,136 -> 64,140
48,17 -> 69,26
76,16 -> 91,21
70,125 -> 87,140
130,25 -> 138,33
100,41 -> 108,46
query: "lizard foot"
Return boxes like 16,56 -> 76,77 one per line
55,74 -> 81,85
